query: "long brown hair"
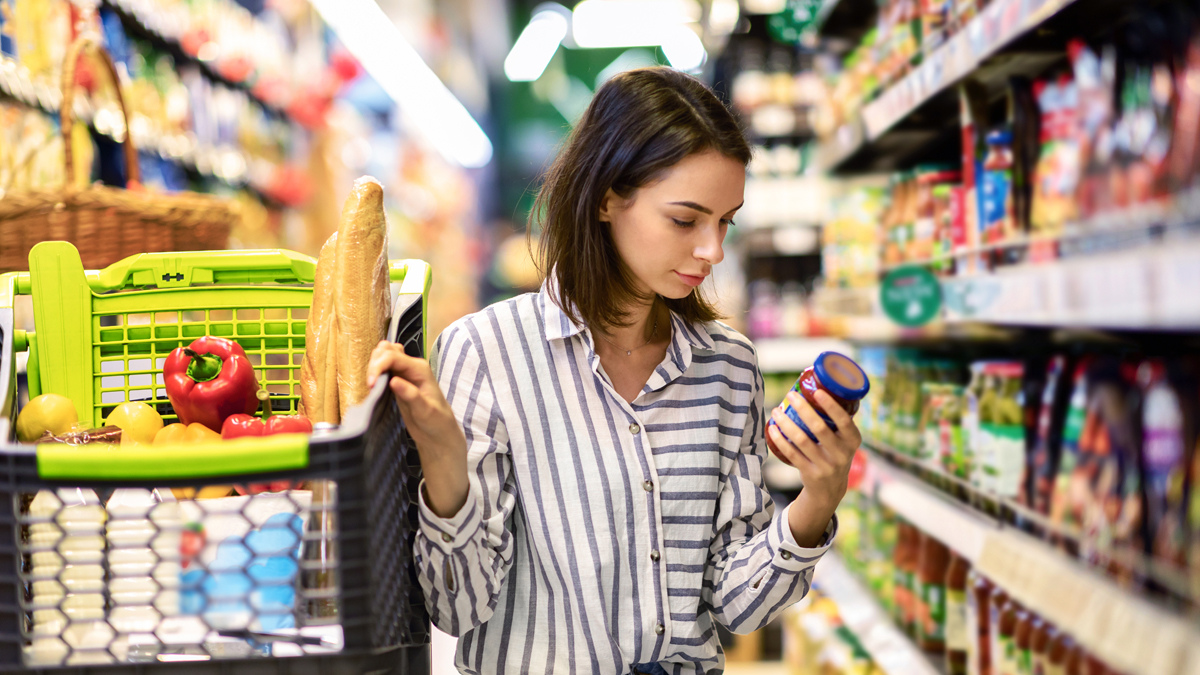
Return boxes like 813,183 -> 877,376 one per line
532,67 -> 751,331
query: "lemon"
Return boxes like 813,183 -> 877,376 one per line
16,394 -> 79,442
104,402 -> 164,445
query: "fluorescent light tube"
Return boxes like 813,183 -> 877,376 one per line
505,9 -> 569,81
309,0 -> 493,168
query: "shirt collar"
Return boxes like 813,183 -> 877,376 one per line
539,279 -> 716,353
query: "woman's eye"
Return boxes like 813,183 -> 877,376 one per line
722,219 -> 737,228
672,218 -> 695,228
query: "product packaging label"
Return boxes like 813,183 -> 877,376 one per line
946,588 -> 970,651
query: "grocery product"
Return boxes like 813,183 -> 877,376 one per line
1031,621 -> 1055,675
333,177 -> 392,415
974,361 -> 1025,497
1076,362 -> 1142,583
300,231 -> 341,424
915,532 -> 950,652
154,423 -> 222,445
992,592 -> 1017,675
946,552 -> 970,675
1030,356 -> 1071,515
980,130 -> 1016,245
1014,609 -> 1034,675
967,570 -> 992,675
103,402 -> 164,446
1047,630 -> 1072,675
1050,357 -> 1092,539
222,391 -> 314,439
1030,70 -> 1081,235
768,352 -> 870,464
894,520 -> 920,638
163,336 -> 260,433
1137,360 -> 1190,570
37,426 -> 124,445
15,393 -> 79,442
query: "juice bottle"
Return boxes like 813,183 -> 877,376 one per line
1013,611 -> 1035,674
894,522 -> 920,637
1045,631 -> 1070,675
967,571 -> 992,675
992,593 -> 1018,675
916,532 -> 951,652
1032,622 -> 1055,675
1083,653 -> 1108,675
1064,640 -> 1084,675
945,552 -> 971,675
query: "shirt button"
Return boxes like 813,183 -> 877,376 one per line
643,480 -> 653,492
629,423 -> 640,435
442,532 -> 453,543
781,550 -> 792,560
654,623 -> 665,635
650,550 -> 660,562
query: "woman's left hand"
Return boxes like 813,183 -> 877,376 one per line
767,389 -> 863,513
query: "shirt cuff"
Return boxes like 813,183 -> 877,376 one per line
767,502 -> 837,572
417,478 -> 482,553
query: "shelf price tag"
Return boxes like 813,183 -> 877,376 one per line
881,266 -> 942,326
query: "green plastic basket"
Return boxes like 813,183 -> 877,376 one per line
0,240 -> 430,442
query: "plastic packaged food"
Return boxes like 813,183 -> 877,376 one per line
768,352 -> 870,464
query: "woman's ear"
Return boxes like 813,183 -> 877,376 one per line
598,188 -> 621,224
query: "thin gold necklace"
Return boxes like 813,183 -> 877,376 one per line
597,316 -> 659,356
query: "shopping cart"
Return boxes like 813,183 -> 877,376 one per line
0,241 -> 431,672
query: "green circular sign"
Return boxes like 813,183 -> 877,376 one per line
768,0 -> 823,44
881,266 -> 942,326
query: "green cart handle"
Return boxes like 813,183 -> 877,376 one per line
36,434 -> 310,481
1,252 -> 425,305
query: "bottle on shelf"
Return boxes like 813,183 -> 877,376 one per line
915,532 -> 950,653
967,570 -> 992,675
945,551 -> 970,675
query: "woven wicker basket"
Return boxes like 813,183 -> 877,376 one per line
0,36 -> 240,272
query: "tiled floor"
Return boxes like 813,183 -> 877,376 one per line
431,626 -> 790,675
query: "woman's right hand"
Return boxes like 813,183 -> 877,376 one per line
367,341 -> 469,518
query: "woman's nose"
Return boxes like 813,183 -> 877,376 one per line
695,224 -> 725,266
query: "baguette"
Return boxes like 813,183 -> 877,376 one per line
334,176 -> 391,414
299,232 -> 339,424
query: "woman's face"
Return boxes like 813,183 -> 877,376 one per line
600,150 -> 745,301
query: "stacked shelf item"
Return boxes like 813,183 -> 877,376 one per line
847,442 -> 1200,675
769,0 -> 1200,673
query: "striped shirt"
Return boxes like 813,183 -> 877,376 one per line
415,283 -> 836,675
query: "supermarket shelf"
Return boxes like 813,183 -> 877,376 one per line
817,0 -> 1088,173
858,443 -> 1200,675
101,0 -> 290,121
754,337 -> 855,373
812,551 -> 945,675
941,237 -> 1200,329
0,52 -> 283,200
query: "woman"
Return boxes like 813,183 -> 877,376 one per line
366,67 -> 862,675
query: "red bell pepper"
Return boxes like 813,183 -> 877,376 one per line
221,390 -> 313,439
164,336 -> 260,432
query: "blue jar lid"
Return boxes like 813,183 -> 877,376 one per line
814,352 -> 870,401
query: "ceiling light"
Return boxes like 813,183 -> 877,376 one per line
661,24 -> 706,72
505,9 -> 570,81
708,0 -> 740,35
309,0 -> 493,168
572,0 -> 701,49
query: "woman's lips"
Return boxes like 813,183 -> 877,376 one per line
675,271 -> 707,287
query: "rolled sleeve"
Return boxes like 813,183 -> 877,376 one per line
417,479 -> 484,553
769,503 -> 837,571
